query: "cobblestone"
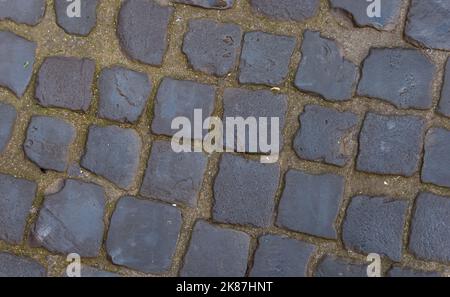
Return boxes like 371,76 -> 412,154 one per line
0,0 -> 46,26
314,255 -> 367,277
173,0 -> 234,9
438,59 -> 450,117
387,266 -> 441,278
249,0 -> 319,22
0,103 -> 16,154
422,128 -> 450,188
54,0 -> 99,36
0,253 -> 45,277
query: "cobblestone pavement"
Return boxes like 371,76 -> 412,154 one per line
1,0 -> 450,277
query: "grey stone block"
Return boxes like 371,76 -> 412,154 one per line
0,103 -> 16,153
314,256 -> 368,277
250,0 -> 319,22
54,0 -> 99,36
0,253 -> 45,277
0,0 -> 46,26
422,128 -> 450,188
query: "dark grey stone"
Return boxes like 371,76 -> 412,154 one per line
63,266 -> 119,277
422,128 -> 450,188
173,0 -> 234,9
181,220 -> 250,277
277,170 -> 344,239
0,174 -> 37,244
409,192 -> 450,263
183,19 -> 242,77
0,253 -> 45,277
388,266 -> 441,278
117,0 -> 173,66
239,31 -> 296,86
250,0 -> 319,22
32,179 -> 105,257
0,0 -> 45,25
81,125 -> 142,190
24,116 -> 76,172
35,56 -> 95,112
357,48 -> 435,109
343,196 -> 408,262
357,113 -> 425,176
0,103 -> 16,153
0,31 -> 37,97
140,141 -> 208,207
54,0 -> 98,36
314,256 -> 368,277
439,59 -> 450,117
213,154 -> 280,227
98,66 -> 152,123
405,0 -> 450,51
293,105 -> 358,166
295,30 -> 358,101
106,196 -> 182,274
151,77 -> 216,138
250,235 -> 315,277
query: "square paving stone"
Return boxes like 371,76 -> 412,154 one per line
387,266 -> 441,278
35,56 -> 95,112
98,66 -> 152,123
0,253 -> 46,277
409,192 -> 450,263
239,31 -> 296,86
183,19 -> 242,77
106,196 -> 182,274
293,105 -> 358,166
81,125 -> 142,190
32,179 -> 105,257
118,0 -> 173,66
151,77 -> 216,138
0,31 -> 37,98
173,0 -> 234,9
0,103 -> 16,154
277,170 -> 344,239
314,256 -> 368,277
213,154 -> 280,227
24,116 -> 76,172
422,128 -> 450,188
250,235 -> 315,277
0,174 -> 37,244
294,30 -> 359,102
405,0 -> 450,51
0,0 -> 46,26
140,140 -> 208,207
438,59 -> 450,117
180,220 -> 250,277
357,48 -> 435,109
356,113 -> 425,176
249,0 -> 319,22
342,196 -> 408,262
54,0 -> 98,36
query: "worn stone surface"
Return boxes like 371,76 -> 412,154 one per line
314,256 -> 367,277
107,196 -> 182,274
183,19 -> 242,77
173,0 -> 234,9
295,30 -> 359,101
438,59 -> 450,117
0,0 -> 46,26
250,0 -> 319,22
422,128 -> 450,188
0,253 -> 45,277
387,266 -> 441,278
54,0 -> 99,36
0,103 -> 16,154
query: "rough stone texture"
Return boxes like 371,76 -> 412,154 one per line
405,0 -> 450,51
32,179 -> 105,257
35,56 -> 95,112
107,196 -> 182,274
295,30 -> 358,101
181,220 -> 250,277
81,125 -> 142,190
0,0 -> 45,26
98,66 -> 152,123
24,116 -> 76,172
277,170 -> 344,239
0,31 -> 37,98
357,48 -> 435,109
213,154 -> 280,227
0,103 -> 16,154
173,0 -> 234,9
250,0 -> 319,22
330,0 -> 402,30
64,266 -> 119,277
422,128 -> 450,188
293,105 -> 358,166
250,235 -> 315,277
151,77 -> 216,138
183,19 -> 242,77
117,0 -> 173,66
0,253 -> 46,277
314,256 -> 367,277
356,113 -> 425,176
0,174 -> 37,244
140,140 -> 208,207
54,0 -> 99,36
239,31 -> 296,86
387,266 -> 441,278
409,192 -> 450,263
438,59 -> 450,117
342,196 -> 408,262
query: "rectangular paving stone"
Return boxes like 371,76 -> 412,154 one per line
250,235 -> 315,277
277,170 -> 344,239
55,0 -> 98,36
173,0 -> 234,9
342,196 -> 408,262
213,154 -> 280,228
181,220 -> 250,277
249,0 -> 319,22
422,128 -> 450,188
107,196 -> 182,274
0,253 -> 46,277
356,113 -> 425,177
0,102 -> 16,154
0,0 -> 46,26
438,59 -> 450,117
314,255 -> 368,277
387,266 -> 441,278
